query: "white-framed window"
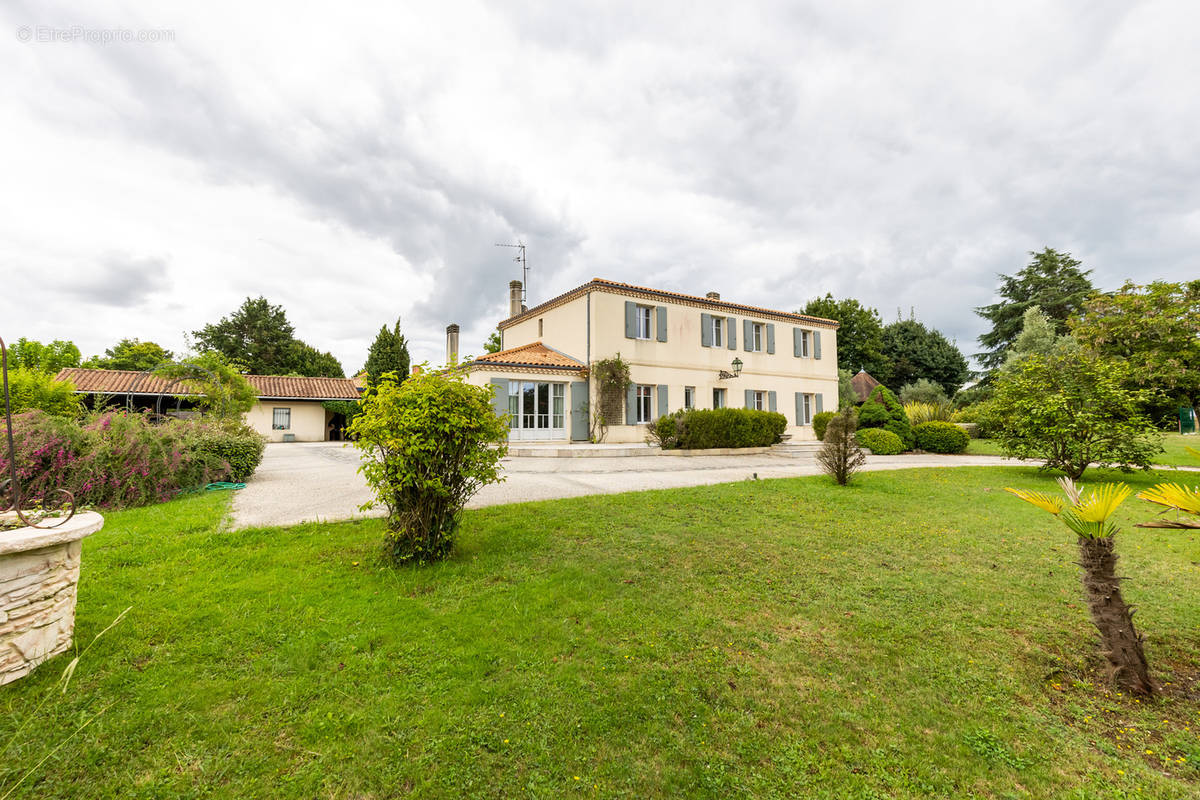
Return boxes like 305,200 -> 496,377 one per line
752,322 -> 764,352
684,386 -> 695,410
800,393 -> 813,425
712,317 -> 723,348
713,388 -> 726,409
636,384 -> 653,423
637,306 -> 652,339
799,330 -> 811,358
272,407 -> 291,430
752,391 -> 766,411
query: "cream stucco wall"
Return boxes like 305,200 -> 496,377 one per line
244,400 -> 331,442
500,295 -> 590,362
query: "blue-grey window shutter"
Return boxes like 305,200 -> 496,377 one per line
626,383 -> 638,425
744,389 -> 754,409
625,301 -> 637,339
814,330 -> 822,359
727,317 -> 737,349
794,392 -> 803,425
489,378 -> 509,418
815,393 -> 824,414
700,313 -> 713,347
657,384 -> 668,418
570,381 -> 589,441
768,390 -> 777,412
656,306 -> 668,342
766,323 -> 775,354
743,319 -> 754,352
793,328 -> 801,357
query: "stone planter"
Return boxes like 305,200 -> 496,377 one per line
0,511 -> 103,686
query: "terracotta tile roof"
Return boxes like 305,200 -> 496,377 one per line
850,370 -> 882,403
55,368 -> 360,400
469,342 -> 586,371
499,277 -> 840,330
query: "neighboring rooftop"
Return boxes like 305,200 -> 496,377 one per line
850,370 -> 882,403
468,342 -> 587,372
55,368 -> 361,400
499,278 -> 840,330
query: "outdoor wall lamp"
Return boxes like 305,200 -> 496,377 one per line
718,357 -> 743,380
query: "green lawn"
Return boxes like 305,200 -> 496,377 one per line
966,433 -> 1200,466
3,468 -> 1199,798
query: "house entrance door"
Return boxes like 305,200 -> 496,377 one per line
509,381 -> 565,440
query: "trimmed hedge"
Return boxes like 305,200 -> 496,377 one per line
189,423 -> 267,481
653,408 -> 787,450
914,421 -> 969,454
812,411 -> 835,441
856,427 -> 905,455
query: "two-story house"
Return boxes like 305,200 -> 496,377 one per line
456,278 -> 839,443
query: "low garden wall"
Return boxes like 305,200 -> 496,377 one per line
1,511 -> 103,685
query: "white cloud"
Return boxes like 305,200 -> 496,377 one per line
2,0 -> 1198,370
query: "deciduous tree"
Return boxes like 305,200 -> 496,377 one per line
800,295 -> 888,378
83,338 -> 173,372
8,338 -> 81,374
881,319 -> 969,396
192,297 -> 342,377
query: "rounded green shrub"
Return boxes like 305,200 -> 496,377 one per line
856,427 -> 904,455
858,385 -> 914,449
189,422 -> 267,481
812,411 -> 835,441
914,421 -> 969,454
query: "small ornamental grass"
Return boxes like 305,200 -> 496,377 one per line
349,370 -> 508,566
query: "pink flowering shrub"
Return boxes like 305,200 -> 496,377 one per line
1,410 -> 259,510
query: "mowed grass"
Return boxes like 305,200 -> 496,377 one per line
2,467 -> 1200,799
966,433 -> 1200,466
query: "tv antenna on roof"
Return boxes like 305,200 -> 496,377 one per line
495,241 -> 528,304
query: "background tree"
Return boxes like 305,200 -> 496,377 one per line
898,378 -> 949,406
363,318 -> 411,386
8,338 -> 81,374
976,248 -> 1094,371
1000,306 -> 1064,375
881,319 -> 969,396
817,407 -> 867,486
801,295 -> 889,378
3,368 -> 82,417
156,352 -> 258,419
483,330 -> 502,354
1069,280 -> 1200,430
992,351 -> 1161,479
83,338 -> 174,372
192,297 -> 343,377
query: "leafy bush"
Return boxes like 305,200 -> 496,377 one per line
669,408 -> 787,449
4,367 -> 82,417
648,410 -> 684,449
817,408 -> 866,485
904,400 -> 953,425
856,427 -> 904,455
951,401 -> 1002,438
992,352 -> 1161,479
914,421 -> 969,454
812,411 -> 835,441
349,371 -> 508,566
0,411 -> 232,510
187,422 -> 266,481
857,386 -> 914,449
899,378 -> 949,406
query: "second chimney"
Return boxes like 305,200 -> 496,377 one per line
706,291 -> 721,301
446,323 -> 460,365
509,280 -> 524,317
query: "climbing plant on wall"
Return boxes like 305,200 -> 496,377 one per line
591,354 -> 632,436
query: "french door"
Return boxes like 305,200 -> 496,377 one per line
507,381 -> 566,440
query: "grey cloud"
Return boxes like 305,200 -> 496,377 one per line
60,254 -> 170,308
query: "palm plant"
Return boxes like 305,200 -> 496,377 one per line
1136,446 -> 1200,530
1006,477 -> 1155,696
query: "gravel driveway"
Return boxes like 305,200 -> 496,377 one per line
229,442 -> 1022,530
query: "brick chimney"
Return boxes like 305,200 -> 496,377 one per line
706,291 -> 720,301
509,280 -> 524,317
446,323 -> 460,365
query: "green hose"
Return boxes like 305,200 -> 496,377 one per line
204,482 -> 246,492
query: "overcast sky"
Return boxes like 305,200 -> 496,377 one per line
3,1 -> 1198,373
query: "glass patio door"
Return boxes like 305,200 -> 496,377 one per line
508,381 -> 566,440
